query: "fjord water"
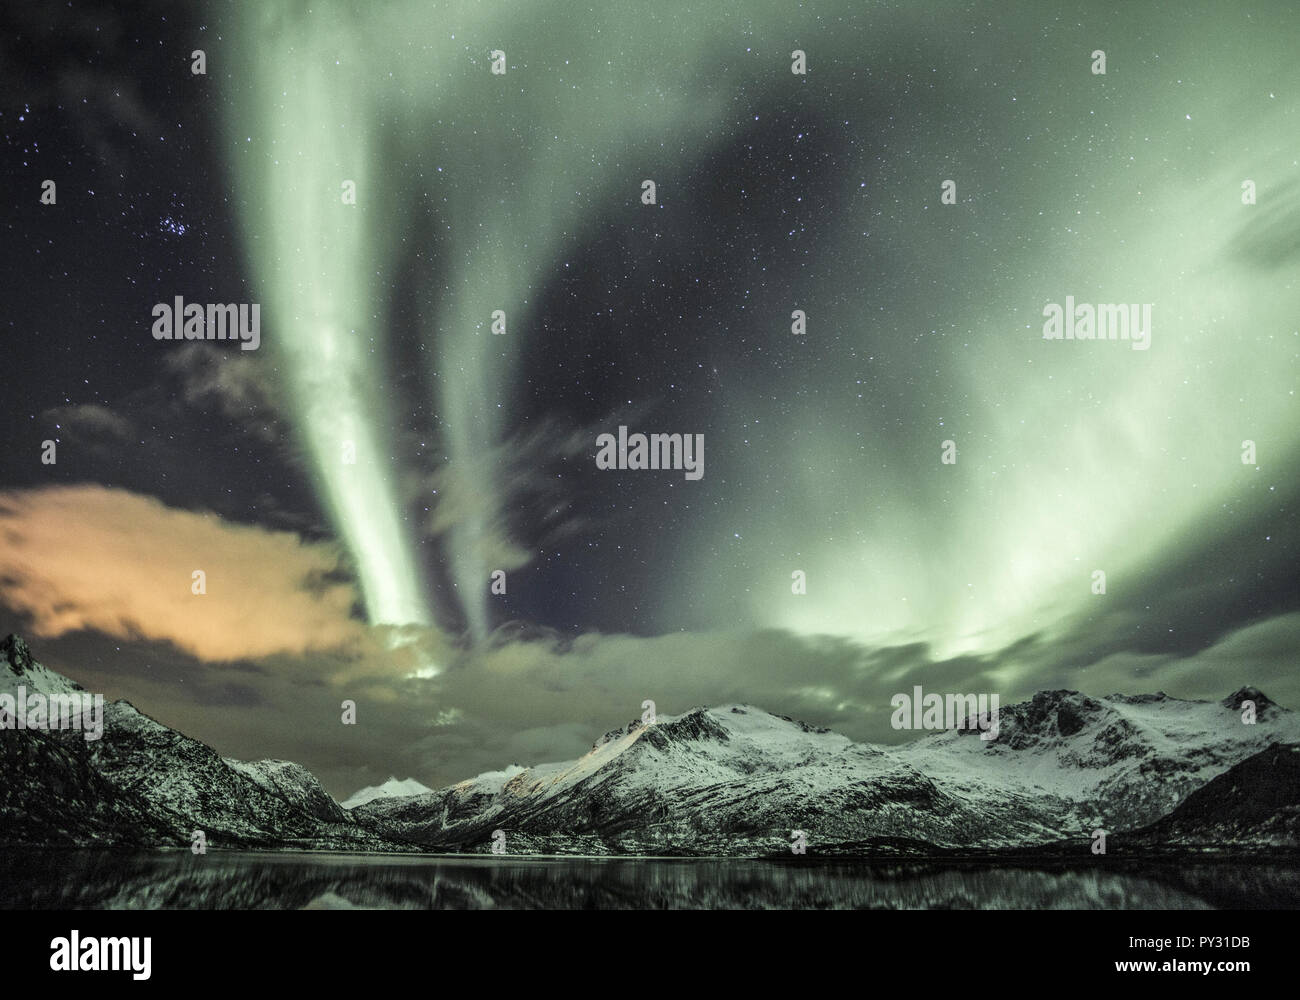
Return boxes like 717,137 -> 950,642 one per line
1,852 -> 1296,909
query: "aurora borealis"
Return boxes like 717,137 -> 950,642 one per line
2,0 -> 1297,795
225,5 -> 431,632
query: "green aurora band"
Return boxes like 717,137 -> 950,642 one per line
222,1 -> 1299,665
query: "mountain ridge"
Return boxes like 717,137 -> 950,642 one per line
2,634 -> 1296,857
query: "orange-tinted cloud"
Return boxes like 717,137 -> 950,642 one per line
0,485 -> 364,661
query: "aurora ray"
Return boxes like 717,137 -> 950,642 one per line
224,4 -> 430,628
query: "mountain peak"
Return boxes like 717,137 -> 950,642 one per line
1,634 -> 34,675
0,633 -> 84,696
1222,686 -> 1275,711
593,718 -> 646,750
1014,689 -> 1106,735
644,707 -> 730,746
340,776 -> 433,810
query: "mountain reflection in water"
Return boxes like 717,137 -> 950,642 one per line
2,851 -> 1296,909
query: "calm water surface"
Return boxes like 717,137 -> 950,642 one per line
0,851 -> 1295,909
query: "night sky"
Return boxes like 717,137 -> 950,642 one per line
2,0 -> 1297,798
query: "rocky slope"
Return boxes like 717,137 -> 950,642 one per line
3,633 -> 1296,857
0,635 -> 401,851
1124,742 -> 1300,850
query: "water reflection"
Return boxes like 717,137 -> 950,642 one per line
0,851 -> 1294,909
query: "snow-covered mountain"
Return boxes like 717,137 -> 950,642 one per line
0,634 -> 398,850
0,633 -> 85,698
894,687 -> 1296,836
355,692 -> 1300,856
1125,742 -> 1300,850
3,632 -> 1296,856
341,776 -> 435,810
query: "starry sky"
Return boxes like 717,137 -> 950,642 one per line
2,0 -> 1297,797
